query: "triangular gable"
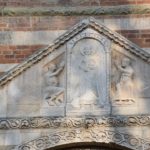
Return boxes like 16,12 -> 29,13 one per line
0,17 -> 149,87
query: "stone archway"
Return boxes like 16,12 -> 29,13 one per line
17,128 -> 150,150
46,142 -> 132,150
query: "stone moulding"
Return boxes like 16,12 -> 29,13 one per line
17,128 -> 150,150
1,5 -> 150,16
0,18 -> 149,87
1,115 -> 150,130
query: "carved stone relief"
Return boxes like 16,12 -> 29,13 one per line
43,55 -> 65,106
70,45 -> 100,108
66,29 -> 111,116
17,128 -> 150,150
1,115 -> 150,130
0,18 -> 150,150
111,49 -> 142,106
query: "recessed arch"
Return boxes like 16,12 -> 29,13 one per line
17,129 -> 150,150
45,142 -> 133,150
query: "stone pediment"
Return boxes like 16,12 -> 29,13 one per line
0,18 -> 150,117
0,18 -> 149,87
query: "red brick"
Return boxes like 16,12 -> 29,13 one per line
0,46 -> 9,51
5,55 -> 15,59
141,34 -> 150,38
0,23 -> 7,28
145,39 -> 150,42
9,46 -> 17,50
2,51 -> 13,55
128,38 -> 144,47
16,45 -> 31,49
15,55 -> 25,58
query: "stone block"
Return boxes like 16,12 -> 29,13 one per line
40,106 -> 65,116
5,130 -> 21,145
7,104 -> 40,117
112,106 -> 139,115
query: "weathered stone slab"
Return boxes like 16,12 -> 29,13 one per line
0,18 -> 149,150
0,18 -> 149,118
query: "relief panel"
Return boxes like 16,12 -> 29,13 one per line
1,18 -> 150,119
43,58 -> 65,106
111,52 -> 136,105
66,29 -> 111,116
40,53 -> 66,116
111,45 -> 145,109
111,45 -> 145,115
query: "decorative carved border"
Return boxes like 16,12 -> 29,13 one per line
17,128 -> 150,150
1,115 -> 150,130
0,18 -> 149,86
1,5 -> 150,16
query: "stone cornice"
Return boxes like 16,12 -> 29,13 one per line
0,18 -> 149,86
0,115 -> 150,130
1,5 -> 150,16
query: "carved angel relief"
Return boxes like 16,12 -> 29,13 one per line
43,59 -> 65,106
111,52 -> 137,105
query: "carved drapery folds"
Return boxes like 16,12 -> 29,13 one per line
70,46 -> 99,108
114,57 -> 135,103
111,49 -> 142,106
66,29 -> 111,115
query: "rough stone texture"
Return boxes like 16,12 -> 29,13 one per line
0,0 -> 150,7
0,31 -> 65,45
0,64 -> 18,72
0,18 -> 149,150
1,5 -> 150,16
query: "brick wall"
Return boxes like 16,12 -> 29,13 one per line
0,15 -> 150,63
0,0 -> 150,72
0,45 -> 44,63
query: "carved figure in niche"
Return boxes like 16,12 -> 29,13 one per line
114,57 -> 135,104
71,46 -> 103,108
44,61 -> 64,106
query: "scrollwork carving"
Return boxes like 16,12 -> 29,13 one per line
17,129 -> 150,150
1,115 -> 150,130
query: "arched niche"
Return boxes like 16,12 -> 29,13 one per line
46,142 -> 132,150
66,28 -> 111,116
